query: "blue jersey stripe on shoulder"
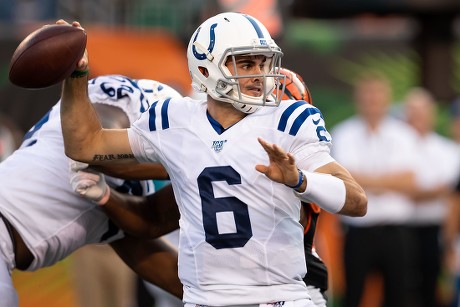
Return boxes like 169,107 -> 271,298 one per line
277,100 -> 308,132
148,101 -> 159,131
161,98 -> 171,129
149,98 -> 171,131
289,107 -> 323,136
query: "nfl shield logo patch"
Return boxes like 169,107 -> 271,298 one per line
211,140 -> 227,153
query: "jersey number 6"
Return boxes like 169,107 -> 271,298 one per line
198,166 -> 253,249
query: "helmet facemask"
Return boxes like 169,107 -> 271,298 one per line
213,47 -> 285,113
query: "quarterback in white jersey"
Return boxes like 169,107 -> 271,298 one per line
59,13 -> 367,306
0,75 -> 183,306
129,96 -> 333,304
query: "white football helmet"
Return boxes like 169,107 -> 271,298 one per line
187,12 -> 285,113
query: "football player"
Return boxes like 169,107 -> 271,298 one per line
60,12 -> 367,307
0,75 -> 182,306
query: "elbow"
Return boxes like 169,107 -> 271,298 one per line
64,148 -> 87,163
340,191 -> 368,217
64,148 -> 77,160
63,140 -> 92,163
351,192 -> 368,217
356,196 -> 368,217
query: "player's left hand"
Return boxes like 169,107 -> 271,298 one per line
255,137 -> 300,187
69,160 -> 110,205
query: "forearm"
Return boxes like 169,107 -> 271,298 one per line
92,163 -> 169,180
255,139 -> 367,217
103,184 -> 180,238
294,162 -> 367,217
411,184 -> 451,201
61,74 -> 103,162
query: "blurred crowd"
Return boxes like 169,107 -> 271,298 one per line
331,72 -> 460,307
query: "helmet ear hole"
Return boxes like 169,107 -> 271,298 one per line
198,66 -> 209,78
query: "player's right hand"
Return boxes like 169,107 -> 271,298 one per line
69,160 -> 110,205
55,19 -> 88,73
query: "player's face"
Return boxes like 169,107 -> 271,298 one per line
225,55 -> 270,98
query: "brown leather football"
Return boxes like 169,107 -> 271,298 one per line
9,24 -> 87,89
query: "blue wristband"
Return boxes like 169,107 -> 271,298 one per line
285,169 -> 304,189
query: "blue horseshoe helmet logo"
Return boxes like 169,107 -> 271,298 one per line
192,23 -> 218,60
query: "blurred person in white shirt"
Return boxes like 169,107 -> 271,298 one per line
403,87 -> 460,307
331,72 -> 419,307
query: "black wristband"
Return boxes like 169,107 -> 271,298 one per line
70,70 -> 89,78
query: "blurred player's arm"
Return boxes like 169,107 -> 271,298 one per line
110,235 -> 183,299
104,184 -> 180,238
70,163 -> 179,237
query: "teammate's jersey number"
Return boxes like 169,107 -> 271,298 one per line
198,166 -> 253,249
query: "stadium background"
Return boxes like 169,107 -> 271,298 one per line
1,0 -> 460,306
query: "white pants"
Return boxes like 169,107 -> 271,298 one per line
306,286 -> 327,307
184,298 -> 314,307
0,216 -> 18,307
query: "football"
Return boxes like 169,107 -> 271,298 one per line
9,24 -> 87,89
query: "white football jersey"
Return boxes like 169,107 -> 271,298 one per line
0,75 -> 181,271
128,98 -> 334,305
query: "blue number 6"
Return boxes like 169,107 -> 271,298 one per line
197,166 -> 253,249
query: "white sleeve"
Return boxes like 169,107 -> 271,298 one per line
127,126 -> 161,163
294,170 -> 346,213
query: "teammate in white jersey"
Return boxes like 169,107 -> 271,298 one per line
59,13 -> 367,307
0,75 -> 183,306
